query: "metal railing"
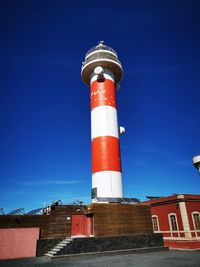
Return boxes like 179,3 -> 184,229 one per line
86,45 -> 117,58
82,52 -> 121,68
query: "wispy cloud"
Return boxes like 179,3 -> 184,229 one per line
20,179 -> 82,186
0,189 -> 73,198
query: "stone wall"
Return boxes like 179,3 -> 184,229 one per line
57,234 -> 164,255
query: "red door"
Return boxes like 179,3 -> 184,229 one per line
71,215 -> 85,236
71,215 -> 93,236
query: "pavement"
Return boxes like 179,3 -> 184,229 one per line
0,250 -> 200,267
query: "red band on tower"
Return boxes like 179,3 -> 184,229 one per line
92,136 -> 122,173
90,79 -> 116,110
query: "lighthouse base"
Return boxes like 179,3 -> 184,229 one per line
0,203 -> 165,258
37,203 -> 164,257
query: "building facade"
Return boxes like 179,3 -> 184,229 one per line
144,194 -> 200,250
0,203 -> 164,259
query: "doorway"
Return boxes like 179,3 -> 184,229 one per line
71,214 -> 93,236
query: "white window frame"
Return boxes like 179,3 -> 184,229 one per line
192,211 -> 200,231
168,213 -> 179,232
152,215 -> 160,232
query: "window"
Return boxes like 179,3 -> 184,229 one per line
192,212 -> 200,230
152,215 -> 159,231
169,213 -> 178,231
91,187 -> 97,199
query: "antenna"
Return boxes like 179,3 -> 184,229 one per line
192,155 -> 200,175
98,40 -> 104,45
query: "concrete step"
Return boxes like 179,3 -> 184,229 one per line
51,248 -> 61,252
45,237 -> 74,257
58,241 -> 70,246
63,238 -> 73,242
56,244 -> 67,248
45,253 -> 55,257
48,250 -> 58,255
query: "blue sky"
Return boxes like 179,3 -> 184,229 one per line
1,0 -> 200,213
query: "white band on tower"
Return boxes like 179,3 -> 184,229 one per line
91,106 -> 119,139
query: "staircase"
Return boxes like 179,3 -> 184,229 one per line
45,237 -> 73,257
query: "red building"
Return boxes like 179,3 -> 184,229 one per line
144,194 -> 200,250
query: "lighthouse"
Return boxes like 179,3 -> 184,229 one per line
81,41 -> 124,202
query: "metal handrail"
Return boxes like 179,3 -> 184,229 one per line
82,53 -> 121,68
86,45 -> 117,58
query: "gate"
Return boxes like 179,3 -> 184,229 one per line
71,215 -> 93,236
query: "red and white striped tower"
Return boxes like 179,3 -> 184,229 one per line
81,41 -> 124,202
